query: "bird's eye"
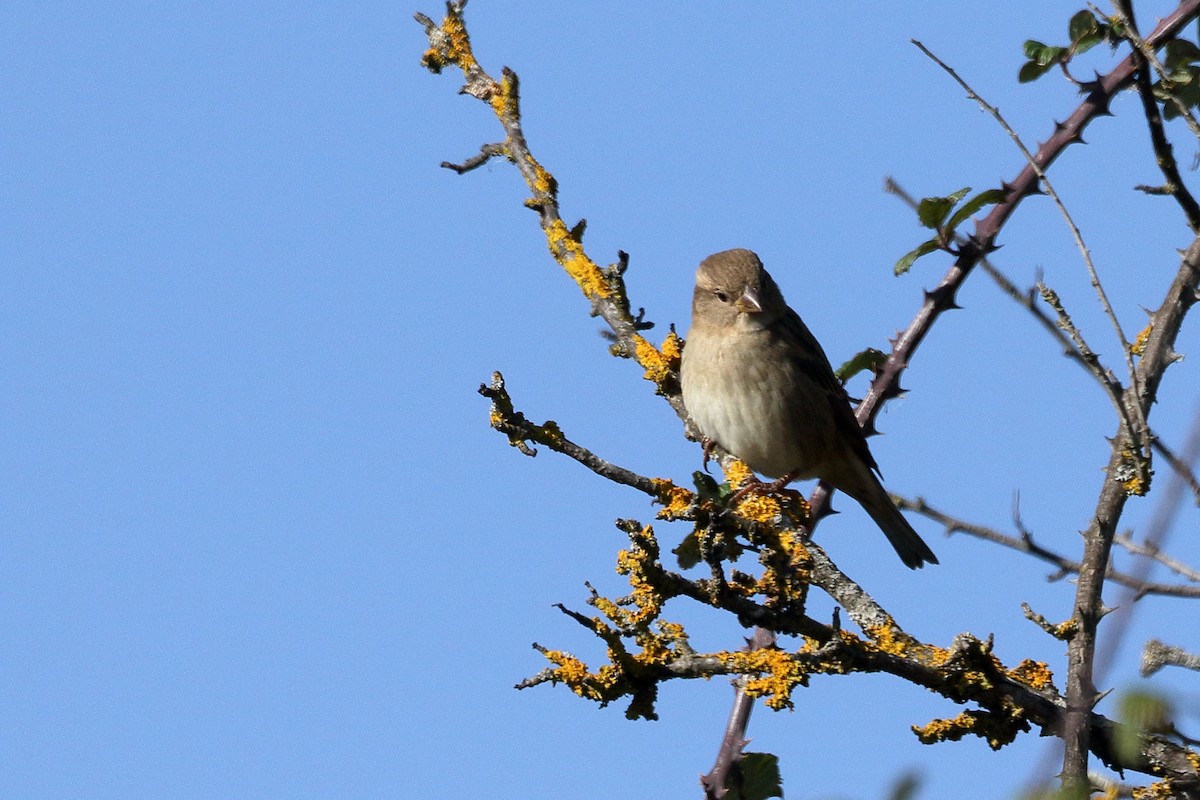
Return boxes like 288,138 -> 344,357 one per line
714,290 -> 730,303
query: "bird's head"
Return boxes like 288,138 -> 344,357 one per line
691,248 -> 785,330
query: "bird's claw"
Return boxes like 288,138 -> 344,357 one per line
729,470 -> 799,504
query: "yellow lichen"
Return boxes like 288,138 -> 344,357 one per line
912,714 -> 971,743
735,492 -> 781,523
723,460 -> 755,489
1008,658 -> 1055,691
545,219 -> 611,300
489,68 -> 514,117
1131,322 -> 1153,357
526,157 -> 556,199
651,479 -> 694,520
913,707 -> 1026,750
660,330 -> 683,363
1132,780 -> 1179,800
723,647 -> 809,711
1114,446 -> 1152,496
863,620 -> 917,656
441,9 -> 476,70
420,46 -> 449,72
633,335 -> 672,386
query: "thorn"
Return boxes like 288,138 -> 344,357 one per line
1085,79 -> 1115,116
968,226 -> 1003,252
569,218 -> 587,241
614,250 -> 630,275
814,500 -> 839,521
924,284 -> 961,311
1052,119 -> 1068,134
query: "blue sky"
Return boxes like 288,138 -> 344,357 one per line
5,2 -> 1200,798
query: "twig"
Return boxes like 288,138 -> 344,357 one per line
1035,275 -> 1130,421
1107,2 -> 1200,231
907,31 -> 1200,792
479,371 -> 664,498
1142,640 -> 1200,676
416,1 -> 686,419
1096,396 -> 1200,703
1153,435 -> 1200,506
896,495 -> 1200,598
1104,2 -> 1200,149
441,141 -> 508,174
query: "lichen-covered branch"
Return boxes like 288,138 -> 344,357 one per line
519,517 -> 1200,788
416,1 -> 685,416
478,371 -> 667,498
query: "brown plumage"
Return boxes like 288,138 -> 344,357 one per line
680,248 -> 937,569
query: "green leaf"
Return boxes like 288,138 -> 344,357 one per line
835,347 -> 887,383
1115,690 -> 1171,766
1023,40 -> 1066,67
1018,59 -> 1055,83
691,470 -> 723,502
946,187 -> 1007,231
1068,10 -> 1097,47
1073,29 -> 1105,55
725,753 -> 783,800
894,238 -> 941,276
916,187 -> 969,229
1165,38 -> 1200,69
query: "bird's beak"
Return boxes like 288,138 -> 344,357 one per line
735,287 -> 762,314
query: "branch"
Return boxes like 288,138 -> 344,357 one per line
913,38 -> 1150,464
895,495 -> 1200,598
478,371 -> 669,499
700,628 -> 775,800
1106,2 -> 1200,155
1142,640 -> 1200,676
416,1 -> 685,416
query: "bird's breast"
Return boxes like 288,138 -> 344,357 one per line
681,327 -> 830,479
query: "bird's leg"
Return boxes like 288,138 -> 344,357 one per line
728,468 -> 801,503
700,437 -> 717,474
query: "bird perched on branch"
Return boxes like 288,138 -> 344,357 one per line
680,248 -> 938,569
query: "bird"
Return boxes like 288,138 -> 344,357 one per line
679,248 -> 938,569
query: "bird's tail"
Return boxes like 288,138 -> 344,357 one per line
839,472 -> 939,569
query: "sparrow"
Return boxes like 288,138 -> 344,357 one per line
680,248 -> 938,569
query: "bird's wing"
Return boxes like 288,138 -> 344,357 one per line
775,308 -> 882,476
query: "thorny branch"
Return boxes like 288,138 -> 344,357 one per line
417,2 -> 1200,796
886,177 -> 1200,503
